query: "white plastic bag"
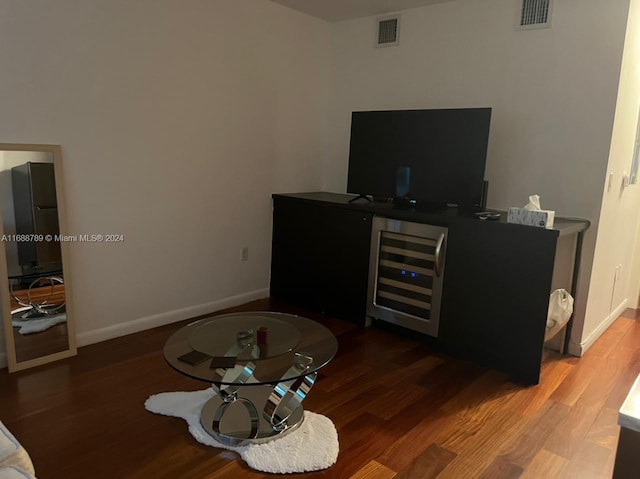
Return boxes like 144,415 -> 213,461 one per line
547,289 -> 574,329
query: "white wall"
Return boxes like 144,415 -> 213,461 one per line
0,0 -> 330,349
324,0 -> 630,354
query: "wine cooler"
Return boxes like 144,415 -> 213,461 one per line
367,216 -> 447,337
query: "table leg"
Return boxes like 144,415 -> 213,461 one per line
264,372 -> 317,432
201,372 -> 317,446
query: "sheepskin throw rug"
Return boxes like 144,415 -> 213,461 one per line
145,389 -> 339,474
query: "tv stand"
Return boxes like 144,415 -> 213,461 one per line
270,191 -> 590,384
348,194 -> 372,204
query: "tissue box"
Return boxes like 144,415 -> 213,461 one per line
507,208 -> 555,229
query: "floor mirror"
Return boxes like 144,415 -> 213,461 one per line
0,143 -> 76,372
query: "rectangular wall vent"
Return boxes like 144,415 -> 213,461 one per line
518,0 -> 553,29
376,15 -> 400,47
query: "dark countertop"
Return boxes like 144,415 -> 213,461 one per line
272,191 -> 590,237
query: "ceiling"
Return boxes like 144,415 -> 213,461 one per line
267,0 -> 453,22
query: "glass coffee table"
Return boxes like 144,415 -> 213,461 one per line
164,311 -> 338,446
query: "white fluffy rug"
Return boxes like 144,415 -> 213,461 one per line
145,389 -> 339,474
12,313 -> 66,334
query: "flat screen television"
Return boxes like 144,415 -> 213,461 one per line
347,107 -> 492,209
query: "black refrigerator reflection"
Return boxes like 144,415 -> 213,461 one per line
2,158 -> 68,363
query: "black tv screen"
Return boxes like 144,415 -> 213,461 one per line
347,108 -> 491,208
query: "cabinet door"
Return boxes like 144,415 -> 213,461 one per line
439,220 -> 558,384
271,198 -> 372,324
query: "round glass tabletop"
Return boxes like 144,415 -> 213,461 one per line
164,311 -> 338,385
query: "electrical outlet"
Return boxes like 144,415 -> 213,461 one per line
241,246 -> 249,261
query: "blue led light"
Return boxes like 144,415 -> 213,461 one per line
411,272 -> 417,278
401,270 -> 406,275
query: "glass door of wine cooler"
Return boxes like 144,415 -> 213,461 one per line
367,216 -> 447,337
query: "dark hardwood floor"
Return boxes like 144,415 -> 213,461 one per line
1,298 -> 638,479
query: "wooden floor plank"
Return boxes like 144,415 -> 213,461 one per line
393,444 -> 456,479
349,460 -> 397,479
585,407 -> 620,450
563,440 -> 615,479
375,410 -> 458,472
520,449 -> 568,479
503,359 -> 573,416
436,406 -> 529,478
497,399 -> 570,468
477,457 -> 523,479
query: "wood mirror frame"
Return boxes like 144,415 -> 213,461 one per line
0,143 -> 77,372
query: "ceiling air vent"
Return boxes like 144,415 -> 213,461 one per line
517,0 -> 553,30
376,15 -> 400,47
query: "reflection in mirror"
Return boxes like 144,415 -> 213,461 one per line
0,144 -> 76,372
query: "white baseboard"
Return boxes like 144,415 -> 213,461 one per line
76,288 -> 270,348
567,298 -> 629,356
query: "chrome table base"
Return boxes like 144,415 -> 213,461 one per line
200,372 -> 317,446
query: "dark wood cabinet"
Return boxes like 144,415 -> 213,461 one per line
270,196 -> 372,324
270,192 -> 589,384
